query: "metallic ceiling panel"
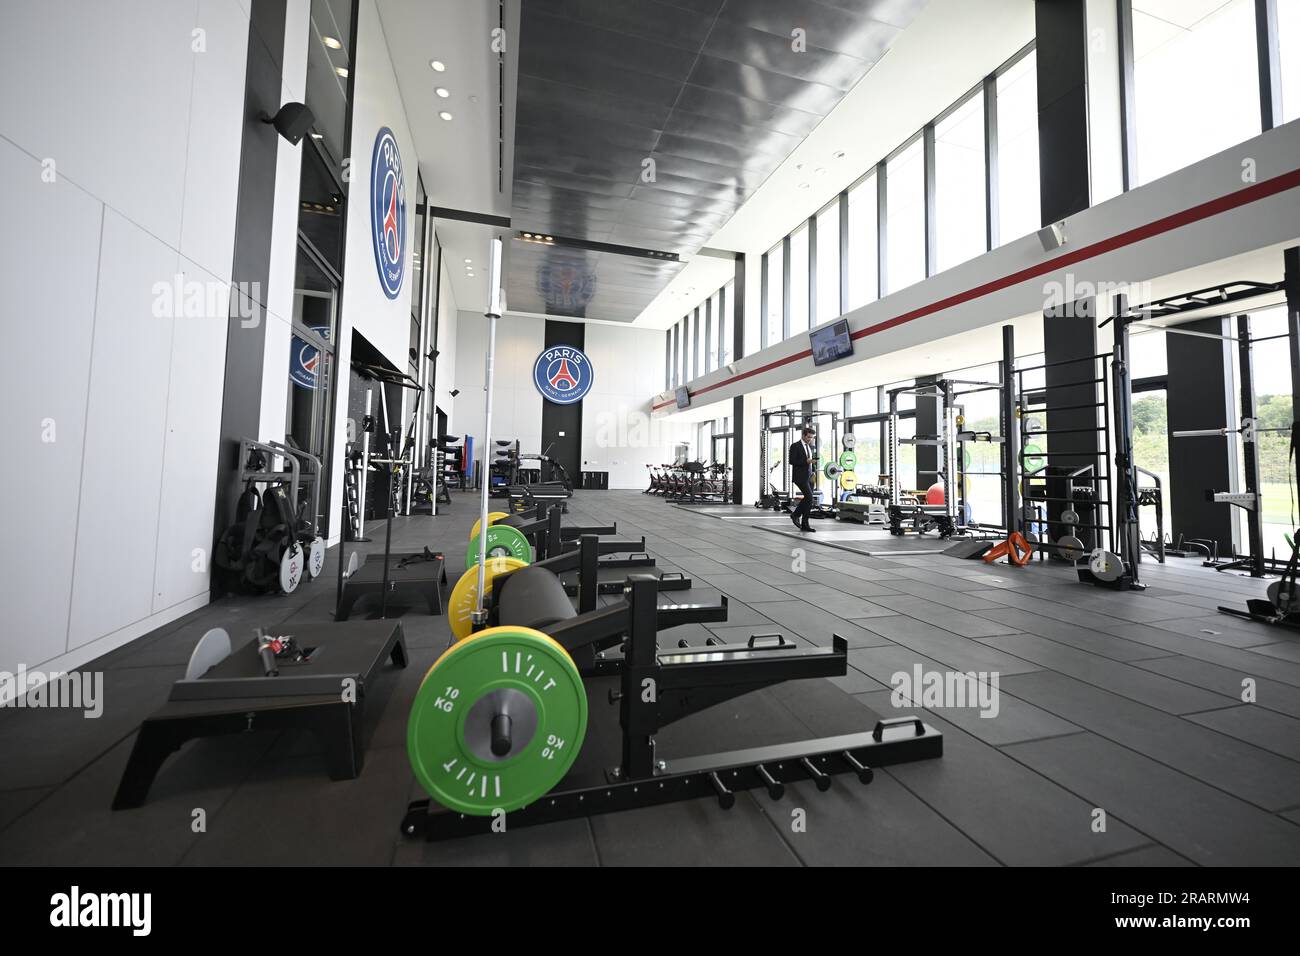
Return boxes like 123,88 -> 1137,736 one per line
511,0 -> 928,322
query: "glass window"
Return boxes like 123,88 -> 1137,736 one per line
1247,306 -> 1294,558
848,387 -> 877,416
996,49 -> 1041,244
721,281 -> 735,366
1284,0 -> 1300,123
886,138 -> 926,295
847,175 -> 879,310
789,225 -> 810,338
1132,0 -> 1260,185
707,292 -> 719,372
815,201 -> 841,323
764,242 -> 784,349
665,329 -> 671,390
934,94 -> 987,272
1131,387 -> 1171,544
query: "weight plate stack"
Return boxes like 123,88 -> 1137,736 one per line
466,524 -> 534,567
839,450 -> 857,470
448,557 -> 529,642
842,432 -> 857,450
407,626 -> 588,815
469,512 -> 511,541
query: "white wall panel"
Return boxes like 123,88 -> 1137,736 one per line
0,0 -> 199,247
0,138 -> 102,671
152,256 -> 230,612
180,0 -> 251,283
259,0 -> 312,443
68,209 -> 178,650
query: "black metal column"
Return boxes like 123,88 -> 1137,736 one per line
1002,325 -> 1019,535
1285,247 -> 1300,526
1035,0 -> 1091,224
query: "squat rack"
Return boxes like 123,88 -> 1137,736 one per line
754,408 -> 841,511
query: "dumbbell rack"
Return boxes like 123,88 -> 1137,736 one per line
400,568 -> 943,841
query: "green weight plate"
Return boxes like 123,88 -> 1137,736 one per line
466,523 -> 534,566
823,463 -> 842,480
1023,443 -> 1045,471
839,450 -> 857,469
407,626 -> 588,815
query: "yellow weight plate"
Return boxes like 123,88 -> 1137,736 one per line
447,557 -> 528,642
469,511 -> 510,542
839,470 -> 857,490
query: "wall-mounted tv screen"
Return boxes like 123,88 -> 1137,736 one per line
809,319 -> 853,367
675,386 -> 691,409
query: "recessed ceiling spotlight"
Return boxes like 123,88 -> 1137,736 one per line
833,150 -> 846,159
464,257 -> 472,263
322,35 -> 342,49
545,235 -> 554,241
794,163 -> 804,171
430,59 -> 446,71
335,66 -> 349,78
310,131 -> 323,139
439,111 -> 453,121
815,167 -> 826,175
436,87 -> 450,98
523,232 -> 533,238
468,94 -> 479,104
797,182 -> 810,189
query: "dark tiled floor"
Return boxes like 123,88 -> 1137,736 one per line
3,490 -> 1300,866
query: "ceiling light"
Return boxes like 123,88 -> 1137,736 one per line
335,66 -> 349,78
430,59 -> 446,71
464,258 -> 472,263
435,87 -> 450,98
815,167 -> 826,175
523,232 -> 533,238
322,35 -> 342,49
833,150 -> 846,159
545,235 -> 553,241
439,111 -> 453,121
310,131 -> 323,139
797,182 -> 810,189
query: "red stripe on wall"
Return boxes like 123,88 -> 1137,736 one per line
654,166 -> 1300,411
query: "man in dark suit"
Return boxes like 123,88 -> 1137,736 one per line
789,426 -> 818,532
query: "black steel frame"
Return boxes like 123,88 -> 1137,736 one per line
401,572 -> 942,840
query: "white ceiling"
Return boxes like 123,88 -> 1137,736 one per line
378,0 -> 519,314
635,0 -> 1036,330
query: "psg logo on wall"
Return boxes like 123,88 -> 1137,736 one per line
369,127 -> 406,300
289,327 -> 330,390
532,346 -> 594,405
536,252 -> 596,315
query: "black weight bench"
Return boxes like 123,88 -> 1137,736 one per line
112,620 -> 407,810
336,550 -> 448,621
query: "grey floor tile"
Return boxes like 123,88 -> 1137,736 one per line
1184,704 -> 1300,761
1003,732 -> 1300,865
982,633 -> 1233,714
1001,670 -> 1300,811
856,691 -> 1148,865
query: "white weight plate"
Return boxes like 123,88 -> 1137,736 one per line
1088,548 -> 1124,582
307,536 -> 325,579
280,543 -> 304,594
1055,534 -> 1086,562
842,433 -> 857,450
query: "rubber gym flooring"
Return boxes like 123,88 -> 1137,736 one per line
3,490 -> 1300,866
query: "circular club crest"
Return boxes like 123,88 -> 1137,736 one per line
532,346 -> 594,405
289,326 -> 329,390
369,127 -> 406,300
